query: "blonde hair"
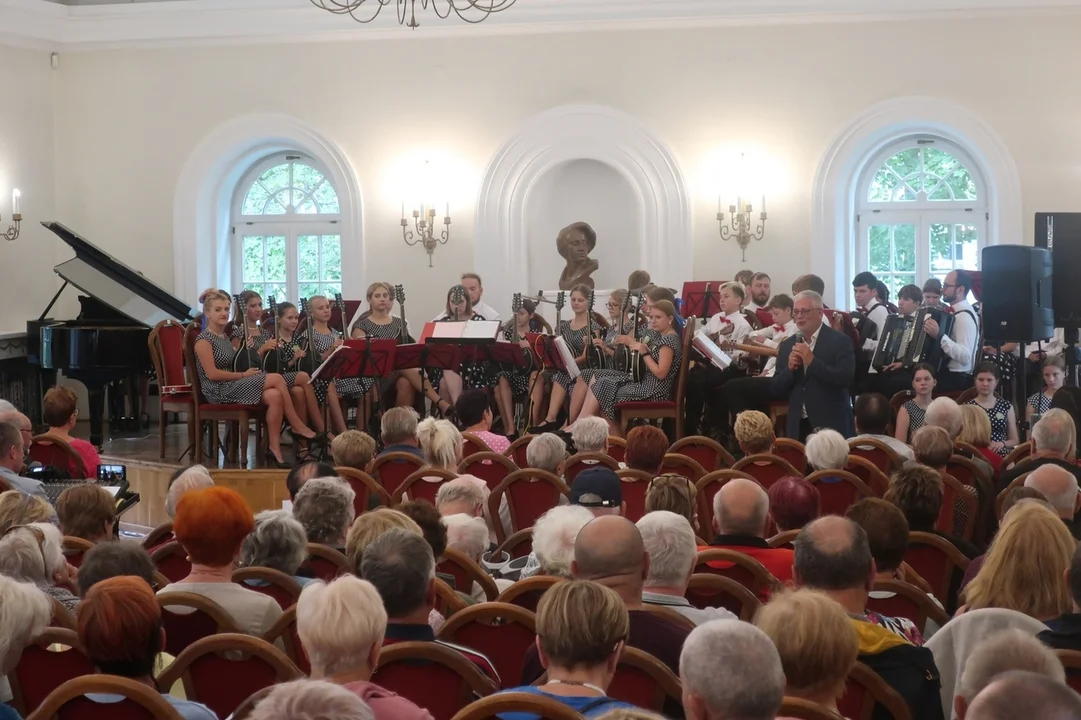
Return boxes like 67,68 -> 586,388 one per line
734,411 -> 774,454
754,589 -> 858,700
958,404 -> 993,448
416,418 -> 462,470
248,680 -> 375,720
650,300 -> 677,326
963,502 -> 1076,619
297,575 -> 387,677
331,431 -> 377,471
721,281 -> 746,302
0,490 -> 54,535
366,282 -> 393,300
535,579 -> 629,668
345,508 -> 422,572
644,475 -> 697,525
911,425 -> 954,469
198,288 -> 230,315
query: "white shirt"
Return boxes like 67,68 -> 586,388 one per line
1025,328 -> 1064,359
707,310 -> 751,361
798,321 -> 824,419
861,301 -> 891,352
938,300 -> 978,374
433,298 -> 501,322
760,320 -> 798,378
746,301 -> 762,313
852,434 -> 915,462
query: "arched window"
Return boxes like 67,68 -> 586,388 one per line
232,153 -> 342,303
857,137 -> 986,300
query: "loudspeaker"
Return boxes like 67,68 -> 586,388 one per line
981,245 -> 1054,344
1036,212 -> 1081,327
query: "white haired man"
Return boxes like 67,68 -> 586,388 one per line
680,619 -> 785,720
1025,463 -> 1081,540
924,396 -> 994,478
165,464 -> 214,519
638,510 -> 736,625
965,671 -> 1081,720
518,504 -> 594,580
701,477 -> 794,588
570,416 -> 609,455
805,428 -> 850,472
953,629 -> 1066,720
1000,408 -> 1081,494
525,432 -> 567,476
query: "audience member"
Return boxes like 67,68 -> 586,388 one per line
239,510 -> 314,586
399,499 -> 448,560
1040,542 -> 1081,650
680,620 -> 785,720
571,416 -> 611,455
0,522 -> 78,613
1024,462 -> 1081,540
805,428 -> 848,473
637,510 -> 736,624
285,460 -> 338,501
625,425 -> 668,475
415,419 -> 493,522
248,680 -> 376,720
998,409 -> 1080,491
0,489 -> 53,535
296,575 -> 432,720
345,508 -> 423,574
442,512 -> 501,601
77,541 -> 157,595
884,463 -> 979,559
964,671 -> 1081,720
379,407 -> 424,460
521,504 -> 595,579
733,410 -> 775,455
643,474 -> 697,526
165,465 -> 214,519
293,476 -> 356,549
78,576 -> 218,719
331,430 -> 378,472
925,398 -> 994,478
853,392 -> 915,461
0,421 -> 45,500
0,575 -> 52,681
42,385 -> 101,478
0,408 -> 31,465
952,630 -> 1065,720
525,432 -> 567,476
754,589 -> 858,715
911,425 -> 954,471
958,405 -> 1003,472
766,476 -> 820,532
456,389 -> 510,454
435,476 -> 487,522
570,467 -> 626,515
793,516 -> 944,719
703,477 -> 794,585
158,486 -> 282,636
56,483 -> 115,543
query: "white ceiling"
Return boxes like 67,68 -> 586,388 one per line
2,0 -> 1081,51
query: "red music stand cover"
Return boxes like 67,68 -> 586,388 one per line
394,343 -> 462,373
681,281 -> 726,319
312,339 -> 398,382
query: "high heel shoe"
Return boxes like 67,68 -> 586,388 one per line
264,451 -> 291,469
529,420 -> 560,434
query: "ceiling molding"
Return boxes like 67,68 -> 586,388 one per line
3,0 -> 1081,50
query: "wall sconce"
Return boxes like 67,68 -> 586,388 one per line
401,201 -> 450,268
3,189 -> 20,242
717,192 -> 766,262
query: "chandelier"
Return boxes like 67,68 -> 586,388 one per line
3,190 -> 20,242
310,0 -> 516,28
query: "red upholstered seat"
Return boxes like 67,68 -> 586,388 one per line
9,629 -> 94,717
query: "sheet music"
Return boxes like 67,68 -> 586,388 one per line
425,321 -> 501,341
462,321 -> 501,340
309,346 -> 341,380
693,329 -> 732,370
554,336 -> 581,378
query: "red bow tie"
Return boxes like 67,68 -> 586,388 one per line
773,324 -> 784,332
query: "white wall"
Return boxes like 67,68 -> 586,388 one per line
40,15 -> 1081,321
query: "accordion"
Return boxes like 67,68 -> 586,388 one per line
902,307 -> 955,373
870,314 -> 916,371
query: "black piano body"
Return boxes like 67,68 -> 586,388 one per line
26,222 -> 193,447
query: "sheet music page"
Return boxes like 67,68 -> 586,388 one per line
693,330 -> 732,370
310,345 -> 342,380
431,322 -> 468,339
554,336 -> 581,378
462,321 -> 501,340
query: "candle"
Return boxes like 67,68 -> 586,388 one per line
736,195 -> 742,215
11,189 -> 19,215
401,202 -> 405,219
761,194 -> 765,213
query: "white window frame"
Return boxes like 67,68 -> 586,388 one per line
231,152 -> 343,303
856,136 -> 988,293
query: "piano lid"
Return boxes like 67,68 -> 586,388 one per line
42,221 -> 193,328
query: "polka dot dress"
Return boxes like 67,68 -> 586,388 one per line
580,320 -> 646,386
427,313 -> 490,392
268,333 -> 307,389
551,321 -> 590,394
590,330 -> 683,420
967,396 -> 1013,457
1027,391 -> 1053,417
492,324 -> 533,398
902,400 -> 927,442
309,327 -> 373,404
195,330 -> 266,405
355,316 -> 411,397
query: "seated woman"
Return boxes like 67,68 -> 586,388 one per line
494,297 -> 544,434
1028,356 -> 1066,423
573,299 -> 683,437
624,425 -> 668,475
78,576 -> 218,719
258,299 -> 327,437
0,522 -> 79,613
532,285 -> 596,433
894,363 -> 936,443
456,389 -> 510,454
754,589 -> 857,717
0,576 -> 52,720
240,510 -> 316,587
805,428 -> 849,475
56,483 -> 116,544
0,489 -> 53,535
644,474 -> 697,527
733,410 -> 776,455
249,680 -> 379,720
165,465 -> 214,520
497,579 -> 638,718
958,404 -> 1003,472
292,477 -> 356,551
193,288 -> 315,468
305,295 -> 372,435
766,476 -> 820,532
330,430 -> 377,473
429,285 -> 490,409
966,361 -> 1019,458
157,486 -> 282,637
40,385 -> 100,478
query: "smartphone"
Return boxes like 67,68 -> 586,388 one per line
98,463 -> 127,484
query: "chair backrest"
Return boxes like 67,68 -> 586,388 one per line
493,528 -> 534,560
685,572 -> 763,621
1055,649 -> 1081,694
262,604 -> 309,675
563,452 -> 619,484
615,468 -> 653,522
28,674 -> 185,720
1001,441 -> 1033,471
772,438 -> 808,473
436,602 -> 537,690
669,435 -> 735,471
301,543 -> 351,581
504,435 -> 535,468
642,604 -> 697,631
149,541 -> 193,584
778,697 -> 845,720
938,473 -> 978,541
335,466 -> 391,514
141,522 -> 175,551
150,319 -> 190,389
607,646 -> 683,713
434,577 -> 469,618
460,432 -> 492,458
671,324 -> 695,429
694,548 -> 780,599
945,454 -> 991,492
448,691 -> 585,720
844,455 -> 891,496
9,628 -> 94,717
848,437 -> 904,475
459,452 -> 519,492
866,579 -> 950,630
606,436 -> 627,463
371,452 -> 427,496
231,567 -> 303,610
28,433 -> 88,479
804,469 -> 876,516
661,453 -> 708,483
489,469 -> 570,543
495,575 -> 561,612
694,469 -> 758,540
838,661 -> 913,720
156,591 -> 240,657
395,467 -> 458,505
183,323 -> 211,406
156,633 -> 302,720
995,470 -> 1034,520
62,536 -> 95,568
954,387 -> 979,405
438,547 -> 500,602
767,529 -> 799,549
732,454 -> 802,489
230,686 -> 274,720
903,531 -> 971,608
374,640 -> 499,720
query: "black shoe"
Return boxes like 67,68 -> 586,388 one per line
529,420 -> 560,434
264,451 -> 291,469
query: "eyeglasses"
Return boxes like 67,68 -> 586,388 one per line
792,309 -> 819,317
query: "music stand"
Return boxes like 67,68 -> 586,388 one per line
481,341 -> 530,369
312,339 -> 398,383
395,342 -> 462,374
681,281 -> 725,319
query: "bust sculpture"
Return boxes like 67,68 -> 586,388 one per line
556,222 -> 599,291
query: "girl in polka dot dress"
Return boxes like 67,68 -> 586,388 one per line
306,295 -> 373,434
895,363 -> 936,444
264,301 -> 327,436
1027,355 -> 1065,424
967,360 -> 1019,458
530,285 -> 594,433
427,285 -> 490,408
493,298 -> 545,436
193,289 -> 316,467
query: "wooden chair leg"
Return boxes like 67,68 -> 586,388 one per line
239,413 -> 250,469
193,414 -> 202,466
158,403 -> 166,460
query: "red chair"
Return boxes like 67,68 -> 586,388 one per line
231,567 -> 302,610
459,452 -> 519,492
489,469 -> 570,543
804,469 -> 876,516
1055,650 -> 1081,694
28,433 -> 88,479
62,536 -> 94,568
767,529 -> 799,549
844,456 -> 890,497
685,573 -> 762,621
504,435 -> 535,468
156,592 -> 240,657
616,324 -> 694,437
607,647 -> 683,713
436,602 -> 537,689
694,469 -> 758,540
1001,442 -> 1032,471
149,319 -> 196,461
847,437 -> 903,476
29,675 -> 185,720
903,531 -> 971,609
493,528 -> 534,560
301,543 -> 350,581
938,473 -> 978,541
669,435 -> 735,471
732,454 -> 802,489
449,692 -> 584,720
616,468 -> 653,522
563,452 -> 619,484
141,522 -> 175,551
495,576 -> 561,613
373,640 -> 499,720
150,541 -> 192,584
370,451 -> 426,498
8,628 -> 94,717
263,605 -> 309,675
694,548 -> 781,602
772,438 -> 808,473
438,548 -> 500,602
866,579 -> 949,631
394,468 -> 458,505
157,633 -> 303,720
335,466 -> 391,514
660,453 -> 707,483
838,662 -> 913,720
460,432 -> 492,458
606,436 -> 627,463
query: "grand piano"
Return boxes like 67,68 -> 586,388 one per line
27,222 -> 193,447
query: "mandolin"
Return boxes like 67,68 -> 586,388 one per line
585,291 -> 606,369
395,284 -> 408,342
628,293 -> 648,382
294,297 -> 321,375
334,292 -> 348,338
262,295 -> 284,374
510,293 -> 538,374
231,293 -> 259,372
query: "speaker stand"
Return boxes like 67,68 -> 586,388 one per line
1066,327 -> 1081,388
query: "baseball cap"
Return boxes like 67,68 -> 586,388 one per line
570,467 -> 623,508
